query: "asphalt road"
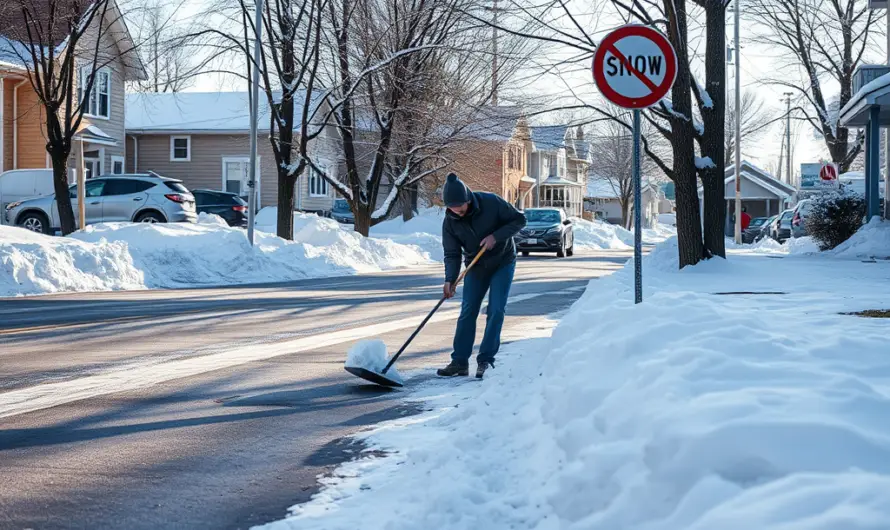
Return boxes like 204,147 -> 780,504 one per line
0,250 -> 631,530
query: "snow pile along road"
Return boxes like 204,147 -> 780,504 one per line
0,225 -> 144,297
568,217 -> 632,250
371,207 -> 446,261
265,237 -> 890,530
1,213 -> 432,296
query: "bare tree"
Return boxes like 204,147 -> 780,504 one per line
319,0 -> 527,236
749,0 -> 881,172
724,90 -> 774,165
0,0 -> 144,235
131,0 -> 195,93
478,0 -> 727,267
589,107 -> 658,227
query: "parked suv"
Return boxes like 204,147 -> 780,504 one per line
515,207 -> 574,258
330,198 -> 354,224
791,199 -> 814,238
772,209 -> 794,243
194,189 -> 248,227
5,173 -> 197,234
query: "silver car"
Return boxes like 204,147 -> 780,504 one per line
4,173 -> 197,234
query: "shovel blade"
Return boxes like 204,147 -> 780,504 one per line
344,366 -> 404,388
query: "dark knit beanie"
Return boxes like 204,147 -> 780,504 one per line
442,172 -> 471,207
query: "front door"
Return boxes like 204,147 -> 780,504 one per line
223,157 -> 260,207
84,157 -> 101,180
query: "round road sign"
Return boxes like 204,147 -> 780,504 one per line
820,163 -> 837,181
592,25 -> 678,109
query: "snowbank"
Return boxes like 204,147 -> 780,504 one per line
1,215 -> 433,297
568,217 -> 631,250
1,225 -> 144,297
833,218 -> 890,259
658,212 -> 676,226
371,208 -> 445,261
265,237 -> 890,530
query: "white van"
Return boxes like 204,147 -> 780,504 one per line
0,169 -> 56,225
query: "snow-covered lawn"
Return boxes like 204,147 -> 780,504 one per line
0,213 -> 432,297
262,222 -> 890,530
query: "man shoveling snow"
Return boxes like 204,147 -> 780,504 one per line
437,173 -> 526,379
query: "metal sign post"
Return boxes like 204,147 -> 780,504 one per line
592,24 -> 677,304
246,0 -> 264,246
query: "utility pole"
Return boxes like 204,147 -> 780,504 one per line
733,0 -> 742,245
484,0 -> 504,106
784,92 -> 792,187
246,0 -> 264,246
885,8 -> 889,218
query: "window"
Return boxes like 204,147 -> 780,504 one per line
104,179 -> 155,196
78,67 -> 111,119
70,180 -> 105,198
309,166 -> 329,197
111,156 -> 125,175
164,181 -> 190,193
170,136 -> 191,161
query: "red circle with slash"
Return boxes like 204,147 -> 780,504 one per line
592,25 -> 678,109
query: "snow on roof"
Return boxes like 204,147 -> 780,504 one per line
586,177 -> 620,198
713,160 -> 796,198
125,91 -> 324,133
459,106 -> 522,141
530,125 -> 568,151
840,71 -> 890,125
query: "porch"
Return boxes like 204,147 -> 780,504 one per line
536,176 -> 584,217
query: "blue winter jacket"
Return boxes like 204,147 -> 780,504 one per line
442,192 -> 527,283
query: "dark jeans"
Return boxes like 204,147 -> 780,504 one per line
451,260 -> 516,366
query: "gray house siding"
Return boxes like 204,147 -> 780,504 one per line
127,132 -> 340,212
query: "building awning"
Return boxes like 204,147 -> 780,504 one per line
541,176 -> 583,186
75,124 -> 118,147
840,72 -> 890,127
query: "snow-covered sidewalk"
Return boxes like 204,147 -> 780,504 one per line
261,223 -> 890,530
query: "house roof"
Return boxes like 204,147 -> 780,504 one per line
530,125 -> 568,151
839,69 -> 890,127
0,0 -> 146,80
586,172 -> 660,199
700,160 -> 796,198
126,91 -> 326,133
459,105 -> 522,142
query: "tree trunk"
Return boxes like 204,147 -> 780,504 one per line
700,0 -> 727,258
277,172 -> 297,240
620,199 -> 630,228
353,207 -> 371,237
667,0 -> 704,268
50,149 -> 76,235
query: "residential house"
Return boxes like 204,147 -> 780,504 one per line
0,0 -> 146,178
429,107 -> 536,210
584,173 -> 666,228
700,160 -> 796,235
528,125 -> 590,217
125,91 -> 342,213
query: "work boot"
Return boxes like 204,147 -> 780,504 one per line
476,361 -> 494,379
437,362 -> 469,377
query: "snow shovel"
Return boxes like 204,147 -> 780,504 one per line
344,246 -> 487,388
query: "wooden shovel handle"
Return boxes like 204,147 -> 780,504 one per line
454,246 -> 486,287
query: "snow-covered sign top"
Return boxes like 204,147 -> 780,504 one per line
592,25 -> 678,109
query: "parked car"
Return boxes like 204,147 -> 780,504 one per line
752,215 -> 776,243
193,189 -> 248,227
5,173 -> 197,234
0,169 -> 56,225
791,199 -> 814,238
771,209 -> 794,243
515,207 -> 574,258
330,198 -> 354,224
742,216 -> 771,244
